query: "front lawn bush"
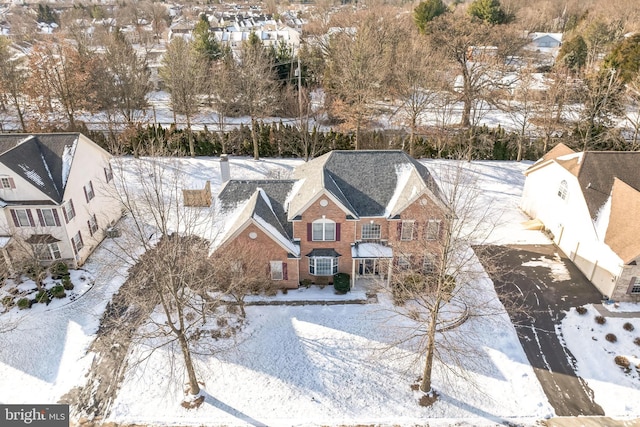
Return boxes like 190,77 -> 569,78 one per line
62,276 -> 74,290
34,290 -> 49,304
634,337 -> 640,347
333,273 -> 350,294
615,355 -> 630,369
576,306 -> 587,315
50,261 -> 69,280
605,333 -> 617,343
623,322 -> 634,332
595,315 -> 606,325
17,298 -> 30,310
50,285 -> 66,299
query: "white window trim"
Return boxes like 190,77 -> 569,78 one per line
631,277 -> 640,294
0,177 -> 12,189
397,254 -> 412,270
33,243 -> 61,261
72,232 -> 83,253
88,214 -> 98,235
64,200 -> 75,222
270,261 -> 283,280
15,209 -> 31,227
401,220 -> 415,241
362,223 -> 381,240
41,208 -> 57,227
312,218 -> 336,241
309,256 -> 339,276
426,219 -> 441,241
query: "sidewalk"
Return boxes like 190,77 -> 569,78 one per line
592,304 -> 640,319
544,416 -> 639,426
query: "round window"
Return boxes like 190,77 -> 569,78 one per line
319,199 -> 328,207
249,232 -> 258,239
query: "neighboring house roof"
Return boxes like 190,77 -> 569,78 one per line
605,178 -> 640,264
526,147 -> 640,263
576,152 -> 640,220
290,150 -> 446,219
0,133 -> 80,204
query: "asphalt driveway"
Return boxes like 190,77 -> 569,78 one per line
477,244 -> 605,417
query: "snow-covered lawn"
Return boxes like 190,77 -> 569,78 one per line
0,157 -> 638,425
560,306 -> 640,417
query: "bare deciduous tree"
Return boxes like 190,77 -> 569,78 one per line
323,12 -> 396,149
383,162 -> 512,398
233,34 -> 279,160
160,37 -> 208,157
0,38 -> 28,131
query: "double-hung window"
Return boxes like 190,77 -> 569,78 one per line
426,219 -> 441,241
400,220 -> 415,241
63,200 -> 76,222
270,261 -> 284,280
84,181 -> 95,203
72,231 -> 84,254
88,214 -> 98,236
38,208 -> 61,227
312,218 -> 336,241
11,209 -> 34,227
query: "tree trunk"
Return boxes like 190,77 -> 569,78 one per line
355,119 -> 360,151
177,331 -> 200,395
251,117 -> 260,160
409,120 -> 416,157
11,93 -> 26,132
420,300 -> 441,393
187,114 -> 195,157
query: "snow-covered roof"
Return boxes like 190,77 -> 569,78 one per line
351,243 -> 393,259
0,133 -> 82,203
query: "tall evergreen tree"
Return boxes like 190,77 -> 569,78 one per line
413,0 -> 447,34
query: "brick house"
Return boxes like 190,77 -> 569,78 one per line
216,150 -> 449,289
0,133 -> 122,272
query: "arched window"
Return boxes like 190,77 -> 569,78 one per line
312,218 -> 336,241
557,180 -> 568,200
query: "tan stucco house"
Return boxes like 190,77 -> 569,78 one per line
0,133 -> 122,271
521,143 -> 640,302
216,150 -> 450,289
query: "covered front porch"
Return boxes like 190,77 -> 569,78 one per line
350,242 -> 393,290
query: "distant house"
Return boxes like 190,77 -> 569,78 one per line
521,144 -> 640,302
216,150 -> 449,289
528,33 -> 563,49
0,133 -> 121,273
526,32 -> 563,65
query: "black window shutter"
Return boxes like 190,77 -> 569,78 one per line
336,223 -> 341,241
283,262 -> 288,280
307,223 -> 312,241
37,209 -> 45,227
26,210 -> 35,227
10,209 -> 19,227
53,210 -> 61,226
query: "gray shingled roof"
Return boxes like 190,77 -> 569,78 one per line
577,152 -> 640,219
0,133 -> 80,203
323,151 -> 445,217
218,180 -> 297,238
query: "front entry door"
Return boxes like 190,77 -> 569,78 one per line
358,259 -> 379,276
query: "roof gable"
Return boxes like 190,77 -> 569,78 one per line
0,133 -> 80,203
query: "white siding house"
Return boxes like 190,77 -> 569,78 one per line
0,133 -> 121,271
521,144 -> 640,302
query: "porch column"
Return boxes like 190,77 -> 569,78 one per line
351,259 -> 356,290
387,259 -> 392,287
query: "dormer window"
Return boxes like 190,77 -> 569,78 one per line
557,180 -> 568,201
312,218 -> 336,241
